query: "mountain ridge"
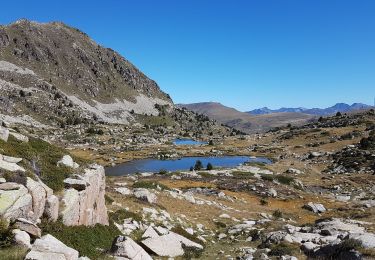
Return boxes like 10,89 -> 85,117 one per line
248,102 -> 371,116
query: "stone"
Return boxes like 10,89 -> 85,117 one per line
219,213 -> 231,219
0,158 -> 25,172
141,231 -> 203,257
0,182 -> 22,190
0,126 -> 9,142
14,218 -> 41,238
44,195 -> 59,222
1,155 -> 22,163
0,177 -> 5,183
111,235 -> 152,260
115,187 -> 133,196
9,132 -> 29,142
142,226 -> 159,239
301,241 -> 320,252
286,168 -> 303,174
58,155 -> 79,169
25,234 -> 79,260
12,229 -> 31,249
267,188 -> 277,197
303,202 -> 326,213
64,178 -> 88,191
350,233 -> 375,248
61,188 -> 80,226
26,177 -> 47,220
3,192 -> 32,220
133,188 -> 157,204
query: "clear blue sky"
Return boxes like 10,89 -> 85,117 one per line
1,1 -> 374,111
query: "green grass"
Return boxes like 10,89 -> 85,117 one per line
0,246 -> 28,260
40,219 -> 121,259
269,242 -> 299,256
231,171 -> 255,179
260,174 -> 274,182
0,135 -> 84,191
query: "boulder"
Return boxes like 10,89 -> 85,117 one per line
25,234 -> 79,260
142,226 -> 159,239
133,188 -> 157,204
115,187 -> 133,196
350,233 -> 375,248
26,177 -> 47,220
1,155 -> 22,163
111,235 -> 152,260
58,155 -> 79,169
0,158 -> 25,172
44,195 -> 59,222
12,229 -> 31,249
0,126 -> 9,142
0,183 -> 33,221
14,218 -> 41,238
141,231 -> 203,257
303,202 -> 326,213
61,188 -> 80,226
64,178 -> 88,191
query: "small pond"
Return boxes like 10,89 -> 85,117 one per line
172,139 -> 207,145
106,156 -> 271,176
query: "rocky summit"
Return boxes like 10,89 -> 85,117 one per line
1,19 -> 375,260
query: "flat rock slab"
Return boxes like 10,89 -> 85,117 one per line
25,234 -> 79,260
141,231 -> 203,257
112,236 -> 152,260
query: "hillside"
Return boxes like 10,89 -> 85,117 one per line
179,102 -> 314,133
0,20 -> 231,139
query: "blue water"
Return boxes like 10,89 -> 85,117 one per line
106,156 -> 271,176
172,139 -> 207,145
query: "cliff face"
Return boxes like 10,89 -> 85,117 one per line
0,19 -> 172,125
61,164 -> 109,226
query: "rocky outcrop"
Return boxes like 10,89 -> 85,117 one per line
133,188 -> 157,204
61,164 -> 108,226
25,234 -> 79,260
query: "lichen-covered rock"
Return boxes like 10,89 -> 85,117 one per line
0,183 -> 33,220
25,234 -> 79,260
61,164 -> 108,226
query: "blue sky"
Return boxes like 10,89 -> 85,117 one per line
1,1 -> 374,111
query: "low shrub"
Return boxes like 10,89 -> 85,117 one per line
273,210 -> 283,219
276,175 -> 294,185
269,242 -> 299,256
40,219 -> 121,259
133,181 -> 169,190
109,209 -> 142,223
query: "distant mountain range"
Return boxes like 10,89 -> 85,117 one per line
248,103 -> 371,116
178,102 -> 314,133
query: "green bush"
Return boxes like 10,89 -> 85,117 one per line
276,175 -> 294,185
0,217 -> 13,248
206,163 -> 213,170
260,174 -> 274,182
269,242 -> 298,256
0,136 -> 79,191
109,209 -> 142,223
273,209 -> 283,219
40,220 -> 121,259
194,160 -> 203,171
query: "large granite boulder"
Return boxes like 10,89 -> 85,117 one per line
12,229 -> 31,249
61,164 -> 108,226
111,235 -> 152,260
25,234 -> 79,260
141,231 -> 203,257
0,154 -> 25,172
44,195 -> 59,222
